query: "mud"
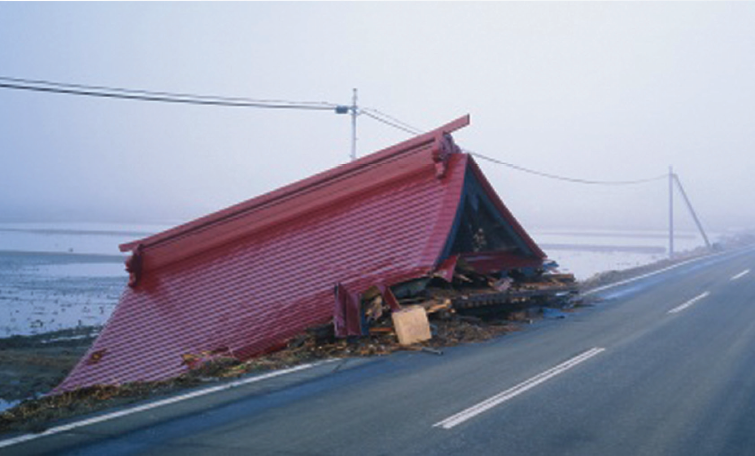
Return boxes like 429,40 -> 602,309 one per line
0,327 -> 98,405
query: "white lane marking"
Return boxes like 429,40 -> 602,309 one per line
433,347 -> 605,430
731,269 -> 750,281
583,246 -> 755,297
0,360 -> 337,449
667,291 -> 710,314
583,257 -> 711,296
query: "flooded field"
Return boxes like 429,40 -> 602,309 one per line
0,252 -> 126,337
532,228 -> 715,280
0,223 -> 170,338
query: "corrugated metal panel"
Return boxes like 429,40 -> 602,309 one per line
56,131 -> 470,391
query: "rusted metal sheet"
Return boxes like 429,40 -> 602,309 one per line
56,115 -> 547,392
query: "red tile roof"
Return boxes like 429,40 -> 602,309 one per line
56,115 -> 545,391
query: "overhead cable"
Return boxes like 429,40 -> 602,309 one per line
359,109 -> 423,135
359,107 -> 424,135
357,107 -> 665,186
1,74 -> 668,186
466,150 -> 667,185
0,76 -> 340,110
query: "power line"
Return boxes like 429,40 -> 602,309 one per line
0,76 -> 341,111
0,81 -> 338,110
0,76 -> 341,107
356,106 -> 666,186
360,108 -> 424,135
0,75 -> 673,186
467,150 -> 667,185
359,110 -> 423,135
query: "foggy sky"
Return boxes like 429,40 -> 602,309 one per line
1,2 -> 754,232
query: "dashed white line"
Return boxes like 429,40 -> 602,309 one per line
0,360 -> 336,449
668,291 -> 710,314
433,347 -> 606,430
731,269 -> 750,281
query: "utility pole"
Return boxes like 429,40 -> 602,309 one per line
335,88 -> 359,162
674,173 -> 712,249
350,88 -> 358,161
669,166 -> 674,259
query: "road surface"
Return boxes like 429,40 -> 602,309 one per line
3,247 -> 755,455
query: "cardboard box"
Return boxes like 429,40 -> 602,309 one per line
391,305 -> 432,345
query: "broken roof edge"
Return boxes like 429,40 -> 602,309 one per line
465,155 -> 547,260
120,115 -> 470,253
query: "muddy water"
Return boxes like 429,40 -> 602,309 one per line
0,251 -> 126,337
0,223 -> 169,338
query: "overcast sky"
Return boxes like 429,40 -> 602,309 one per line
1,2 -> 753,232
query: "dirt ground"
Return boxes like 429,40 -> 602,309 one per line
0,327 -> 98,404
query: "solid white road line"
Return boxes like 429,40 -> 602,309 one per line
583,256 -> 712,296
433,347 -> 606,430
0,360 -> 336,449
731,269 -> 750,281
667,291 -> 710,314
583,245 -> 755,297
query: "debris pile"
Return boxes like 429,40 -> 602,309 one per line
244,263 -> 579,365
353,263 -> 578,343
173,266 -> 579,383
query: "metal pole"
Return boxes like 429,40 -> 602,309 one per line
669,166 -> 674,259
350,88 -> 358,161
673,173 -> 712,249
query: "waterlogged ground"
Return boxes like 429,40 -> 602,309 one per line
0,327 -> 99,408
0,252 -> 126,337
531,228 -> 715,279
0,223 -> 171,338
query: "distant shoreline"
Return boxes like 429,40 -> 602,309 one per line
0,227 -> 154,238
540,244 -> 666,254
0,251 -> 125,262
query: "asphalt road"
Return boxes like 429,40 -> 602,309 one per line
4,247 -> 755,456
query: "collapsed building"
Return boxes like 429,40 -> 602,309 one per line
57,115 -> 564,392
